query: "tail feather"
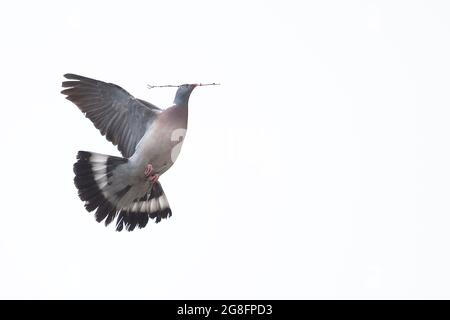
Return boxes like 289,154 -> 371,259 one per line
73,151 -> 172,231
115,182 -> 172,231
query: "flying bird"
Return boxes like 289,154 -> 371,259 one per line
61,74 -> 197,231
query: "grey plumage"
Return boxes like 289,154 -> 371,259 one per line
61,74 -> 161,158
62,74 -> 197,231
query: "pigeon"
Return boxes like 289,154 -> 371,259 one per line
61,74 -> 197,231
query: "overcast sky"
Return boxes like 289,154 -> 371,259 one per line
1,0 -> 450,299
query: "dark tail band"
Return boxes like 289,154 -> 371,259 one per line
73,151 -> 172,231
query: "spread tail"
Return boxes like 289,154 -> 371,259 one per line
73,151 -> 172,231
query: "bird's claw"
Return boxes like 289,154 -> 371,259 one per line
144,164 -> 153,176
144,164 -> 159,183
150,174 -> 159,184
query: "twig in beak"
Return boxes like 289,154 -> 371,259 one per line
147,83 -> 220,89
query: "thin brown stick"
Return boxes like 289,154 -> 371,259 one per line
197,83 -> 220,87
147,83 -> 220,89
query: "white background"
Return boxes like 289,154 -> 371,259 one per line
0,0 -> 449,299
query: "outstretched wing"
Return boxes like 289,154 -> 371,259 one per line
61,73 -> 161,158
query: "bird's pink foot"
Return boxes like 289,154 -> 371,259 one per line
144,164 -> 159,183
144,164 -> 153,176
150,174 -> 159,184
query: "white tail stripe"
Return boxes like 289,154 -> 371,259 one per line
141,200 -> 149,213
96,180 -> 108,190
90,154 -> 109,163
91,164 -> 106,171
93,173 -> 107,182
93,170 -> 107,184
91,164 -> 107,171
150,198 -> 160,213
89,154 -> 109,199
91,160 -> 107,185
158,194 -> 169,210
131,201 -> 139,212
126,195 -> 170,213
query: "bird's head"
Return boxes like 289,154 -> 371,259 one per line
174,84 -> 198,106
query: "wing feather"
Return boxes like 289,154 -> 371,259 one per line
61,73 -> 162,158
